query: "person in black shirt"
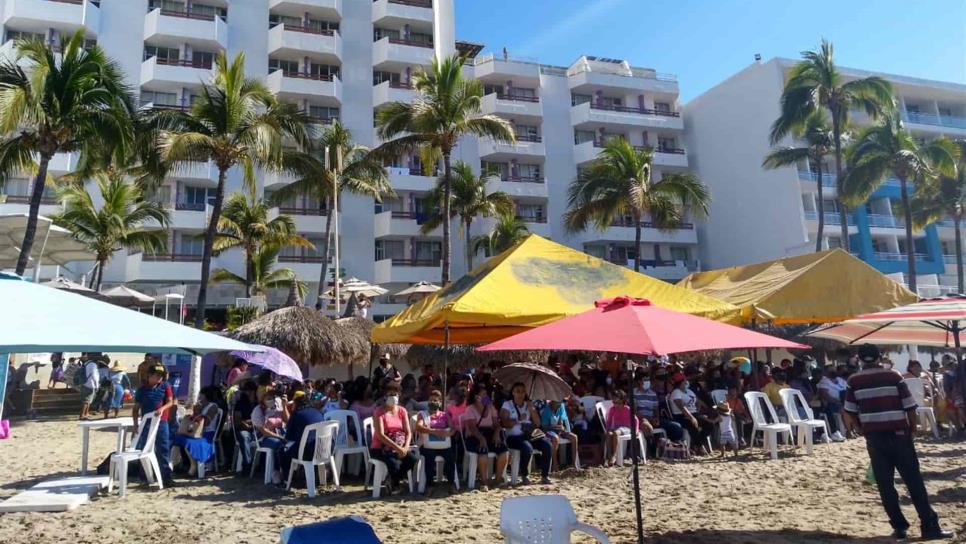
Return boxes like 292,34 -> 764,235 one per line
233,381 -> 258,473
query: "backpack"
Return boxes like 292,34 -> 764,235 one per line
67,362 -> 87,388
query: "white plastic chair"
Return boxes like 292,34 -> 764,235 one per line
415,412 -> 460,493
904,378 -> 940,439
250,431 -> 276,485
779,389 -> 828,454
107,412 -> 163,498
553,417 -> 581,469
744,392 -> 792,460
285,420 -> 340,497
193,408 -> 223,479
324,409 -> 371,479
458,413 -> 499,489
595,400 -> 645,465
579,396 -> 605,421
363,416 -> 418,498
500,495 -> 609,543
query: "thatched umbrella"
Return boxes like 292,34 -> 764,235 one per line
230,306 -> 354,367
335,316 -> 409,378
403,344 -> 552,371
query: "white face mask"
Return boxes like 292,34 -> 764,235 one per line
642,381 -> 652,390
385,395 -> 399,407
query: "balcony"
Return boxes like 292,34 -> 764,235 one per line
872,252 -> 929,262
138,254 -> 202,282
372,36 -> 434,69
269,0 -> 341,20
804,211 -> 855,226
140,56 -> 212,90
472,54 -> 541,81
171,204 -> 208,229
374,210 -> 438,238
481,92 -> 542,119
570,101 -> 684,131
610,258 -> 693,281
264,170 -> 297,189
653,147 -> 688,168
268,205 -> 327,232
943,254 -> 962,264
374,256 -> 441,284
386,166 -> 435,191
478,135 -> 545,160
579,220 -> 698,245
372,0 -> 434,25
494,176 -> 547,198
902,111 -> 966,132
798,170 -> 837,187
267,23 -> 341,61
142,253 -> 203,262
373,80 -> 416,108
3,0 -> 101,35
866,214 -> 905,229
266,69 -> 342,102
144,7 -> 227,50
567,65 -> 678,94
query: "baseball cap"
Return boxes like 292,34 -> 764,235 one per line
857,344 -> 880,364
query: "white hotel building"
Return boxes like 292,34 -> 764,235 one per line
685,57 -> 966,295
0,0 -> 697,321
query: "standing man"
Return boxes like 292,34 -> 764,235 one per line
132,364 -> 176,487
79,353 -> 100,420
844,344 -> 952,541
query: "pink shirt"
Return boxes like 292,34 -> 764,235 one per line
605,404 -> 638,431
445,401 -> 468,430
372,406 -> 408,449
427,411 -> 450,430
463,403 -> 497,429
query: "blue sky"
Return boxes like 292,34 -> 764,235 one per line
455,0 -> 966,102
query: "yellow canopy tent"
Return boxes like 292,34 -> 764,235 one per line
676,248 -> 918,325
372,234 -> 739,344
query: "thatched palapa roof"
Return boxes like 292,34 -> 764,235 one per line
403,344 -> 552,371
230,306 -> 358,366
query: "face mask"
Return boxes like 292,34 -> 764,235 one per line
428,401 -> 441,412
883,362 -> 893,370
386,395 -> 399,407
605,377 -> 613,385
682,381 -> 690,389
480,395 -> 491,407
642,380 -> 651,390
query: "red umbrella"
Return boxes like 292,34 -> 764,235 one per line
477,295 -> 808,544
478,296 -> 808,355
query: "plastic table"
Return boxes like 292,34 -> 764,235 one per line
78,418 -> 136,475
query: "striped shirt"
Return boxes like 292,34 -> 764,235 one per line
843,367 -> 917,433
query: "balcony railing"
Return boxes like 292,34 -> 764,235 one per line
502,176 -> 545,184
798,171 -> 837,187
866,214 -> 905,228
385,0 -> 433,7
279,255 -> 326,263
387,81 -> 413,89
154,57 -> 214,69
275,70 -> 335,81
155,8 -> 225,22
390,211 -> 419,219
175,201 -> 206,211
903,111 -> 966,130
278,206 -> 326,216
516,215 -> 547,223
610,218 -> 694,229
143,254 -> 204,262
656,147 -> 686,155
803,211 -> 855,225
943,255 -> 961,264
272,23 -> 335,36
306,116 -> 337,125
387,37 -> 434,48
1,194 -> 57,205
496,93 -> 540,103
873,252 -> 930,262
516,134 -> 542,143
587,102 -> 680,117
52,0 -> 99,5
392,258 -> 440,267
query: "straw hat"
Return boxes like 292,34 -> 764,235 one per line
109,361 -> 124,372
715,401 -> 732,415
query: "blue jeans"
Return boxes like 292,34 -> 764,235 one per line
422,445 -> 456,486
824,402 -> 842,433
235,429 -> 255,468
659,420 -> 684,442
506,434 -> 553,479
137,420 -> 171,482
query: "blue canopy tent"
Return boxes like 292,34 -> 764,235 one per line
0,272 -> 258,420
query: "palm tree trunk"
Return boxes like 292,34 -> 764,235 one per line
195,167 -> 227,328
899,175 -> 917,293
441,151 -> 453,285
316,194 -> 335,302
831,115 -> 850,252
14,154 -> 52,276
95,257 -> 107,292
814,156 -> 826,252
633,213 -> 642,273
245,243 -> 253,298
956,214 -> 964,294
465,219 -> 473,272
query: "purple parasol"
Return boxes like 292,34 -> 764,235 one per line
229,345 -> 303,381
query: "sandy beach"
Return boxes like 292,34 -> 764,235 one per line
0,417 -> 963,544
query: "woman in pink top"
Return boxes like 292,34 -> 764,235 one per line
444,386 -> 468,433
462,384 -> 509,490
370,383 -> 418,494
604,390 -> 639,467
414,389 -> 457,496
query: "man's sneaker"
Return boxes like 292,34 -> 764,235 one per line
920,527 -> 953,541
831,431 -> 846,442
892,528 -> 907,540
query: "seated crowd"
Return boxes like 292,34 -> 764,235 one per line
138,348 -> 964,496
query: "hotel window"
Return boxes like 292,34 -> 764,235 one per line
191,51 -> 214,69
658,136 -> 677,151
373,71 -> 400,85
515,124 -> 540,140
373,28 -> 400,41
516,203 -> 544,221
571,93 -> 592,106
516,164 -> 541,179
574,130 -> 596,144
484,84 -> 503,96
414,241 -> 442,262
144,45 -> 179,62
670,247 -> 689,262
307,105 -> 339,121
269,58 -> 300,75
308,63 -> 339,79
5,30 -> 45,43
654,102 -> 672,113
178,233 -> 204,255
140,90 -> 178,107
507,87 -> 537,99
375,240 -> 405,261
269,14 -> 302,27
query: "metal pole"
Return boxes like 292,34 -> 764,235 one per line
627,355 -> 644,544
954,321 -> 966,411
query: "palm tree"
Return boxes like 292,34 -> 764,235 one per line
473,214 -> 530,258
0,30 -> 135,276
52,172 -> 169,291
911,140 -> 966,292
842,113 -> 959,293
211,245 -> 307,300
563,138 -> 710,272
764,112 -> 836,251
272,122 -> 391,301
158,51 -> 308,327
214,188 -> 313,297
420,161 -> 514,270
771,39 -> 894,252
374,54 -> 515,284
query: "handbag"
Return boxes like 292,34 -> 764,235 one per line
178,416 -> 204,438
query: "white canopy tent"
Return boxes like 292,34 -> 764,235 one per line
0,214 -> 94,279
